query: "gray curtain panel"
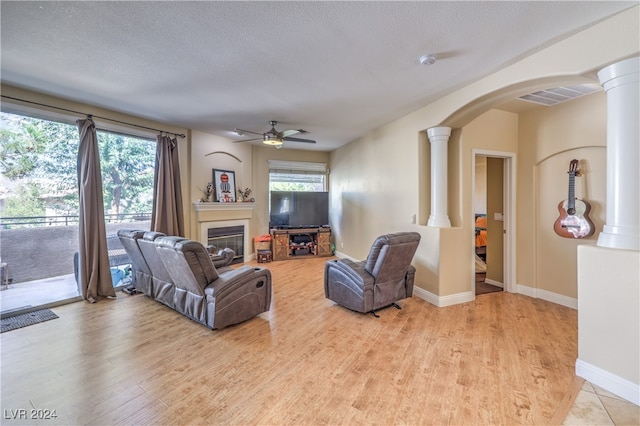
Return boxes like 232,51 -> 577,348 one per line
76,118 -> 116,302
151,134 -> 184,236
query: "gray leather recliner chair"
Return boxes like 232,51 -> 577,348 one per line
324,232 -> 420,316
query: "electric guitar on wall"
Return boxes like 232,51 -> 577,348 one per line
553,159 -> 595,239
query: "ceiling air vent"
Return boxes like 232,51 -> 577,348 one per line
518,84 -> 601,106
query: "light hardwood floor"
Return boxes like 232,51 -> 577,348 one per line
1,256 -> 578,425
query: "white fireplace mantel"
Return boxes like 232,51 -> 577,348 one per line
192,201 -> 256,212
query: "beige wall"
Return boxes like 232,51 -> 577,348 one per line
451,110 -> 517,295
518,93 -> 607,299
330,118 -> 421,260
189,131 -> 254,239
189,135 -> 329,251
474,156 -> 487,214
329,7 -> 638,302
486,157 -> 504,284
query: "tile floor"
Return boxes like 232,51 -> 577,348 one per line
564,381 -> 640,425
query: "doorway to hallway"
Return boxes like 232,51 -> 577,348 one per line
472,151 -> 516,296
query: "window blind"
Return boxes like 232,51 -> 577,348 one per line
268,160 -> 327,174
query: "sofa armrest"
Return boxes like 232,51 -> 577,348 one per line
209,248 -> 235,268
204,266 -> 262,298
325,258 -> 374,287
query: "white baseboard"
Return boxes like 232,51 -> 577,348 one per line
484,278 -> 503,288
516,284 -> 578,309
333,254 -> 575,311
413,286 -> 474,307
576,359 -> 640,405
413,283 -> 577,310
333,251 -> 357,262
516,283 -> 537,299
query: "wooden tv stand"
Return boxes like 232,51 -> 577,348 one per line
271,227 -> 332,261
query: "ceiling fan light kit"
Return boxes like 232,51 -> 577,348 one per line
232,120 -> 316,148
263,134 -> 283,146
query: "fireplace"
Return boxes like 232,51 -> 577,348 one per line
194,202 -> 255,263
199,218 -> 251,263
208,225 -> 244,264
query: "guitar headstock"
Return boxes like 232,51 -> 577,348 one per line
568,159 -> 580,176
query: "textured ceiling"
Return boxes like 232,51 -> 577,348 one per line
1,1 -> 636,151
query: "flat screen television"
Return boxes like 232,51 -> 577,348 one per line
270,191 -> 329,229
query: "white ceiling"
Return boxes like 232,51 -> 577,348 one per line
1,1 -> 635,151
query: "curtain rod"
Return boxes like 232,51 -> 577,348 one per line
0,94 -> 186,138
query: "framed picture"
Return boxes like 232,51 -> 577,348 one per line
212,169 -> 236,202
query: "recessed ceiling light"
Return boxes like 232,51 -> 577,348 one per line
419,54 -> 437,65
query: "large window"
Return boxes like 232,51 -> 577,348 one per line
0,111 -> 155,312
95,129 -> 155,220
268,160 -> 327,192
0,112 -> 155,225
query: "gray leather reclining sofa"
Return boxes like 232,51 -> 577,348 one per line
118,229 -> 272,329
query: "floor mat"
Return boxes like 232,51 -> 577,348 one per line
1,309 -> 59,333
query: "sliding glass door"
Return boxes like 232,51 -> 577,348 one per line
0,111 -> 155,314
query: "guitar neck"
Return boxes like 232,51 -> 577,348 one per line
567,171 -> 576,209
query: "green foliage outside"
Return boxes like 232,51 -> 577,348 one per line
97,131 -> 155,216
3,183 -> 46,220
0,112 -> 155,228
270,182 -> 316,191
269,172 -> 326,192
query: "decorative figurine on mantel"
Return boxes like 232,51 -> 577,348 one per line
198,182 -> 213,202
238,187 -> 252,202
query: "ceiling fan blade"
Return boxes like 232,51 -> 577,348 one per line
282,129 -> 301,137
283,136 -> 316,144
234,128 -> 264,136
233,137 -> 262,143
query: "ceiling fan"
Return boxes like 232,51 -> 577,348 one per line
233,120 -> 316,148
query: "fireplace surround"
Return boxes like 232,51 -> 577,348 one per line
193,202 -> 255,262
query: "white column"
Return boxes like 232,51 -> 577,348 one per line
427,126 -> 452,228
597,57 -> 640,250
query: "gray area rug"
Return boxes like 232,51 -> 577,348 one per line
1,309 -> 59,333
